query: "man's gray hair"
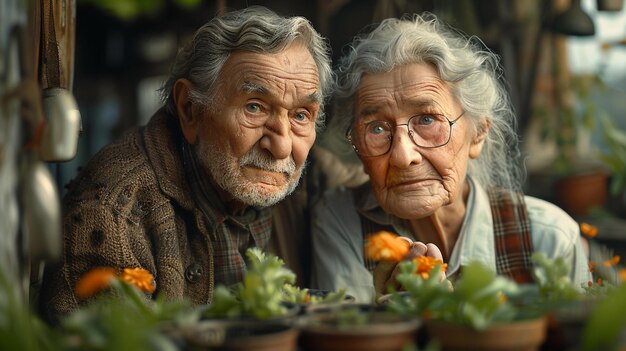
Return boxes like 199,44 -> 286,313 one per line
160,6 -> 333,128
333,13 -> 523,191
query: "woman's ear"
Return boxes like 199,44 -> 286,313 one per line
173,79 -> 200,145
468,118 -> 491,159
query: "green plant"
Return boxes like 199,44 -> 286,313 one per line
281,285 -> 347,305
598,113 -> 626,196
204,248 -> 297,319
0,266 -> 62,351
204,248 -> 346,320
538,74 -> 607,176
581,283 -> 626,350
0,264 -> 199,351
387,253 -> 585,331
62,279 -> 195,351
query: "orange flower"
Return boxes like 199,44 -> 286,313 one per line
588,261 -> 598,273
580,223 -> 598,238
120,267 -> 156,294
365,231 -> 410,262
619,269 -> 626,283
603,255 -> 621,268
413,255 -> 447,279
75,267 -> 117,299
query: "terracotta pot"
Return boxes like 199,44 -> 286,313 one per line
296,304 -> 421,351
555,171 -> 608,217
176,319 -> 299,351
426,317 -> 547,351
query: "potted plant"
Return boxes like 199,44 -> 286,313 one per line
549,71 -> 626,218
386,260 -> 554,351
196,242 -> 417,351
202,248 -> 352,319
598,113 -> 626,214
295,303 -> 421,351
540,73 -> 612,217
581,283 -> 626,350
364,231 -> 589,351
199,248 -> 357,351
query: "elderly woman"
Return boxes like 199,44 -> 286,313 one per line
311,13 -> 591,303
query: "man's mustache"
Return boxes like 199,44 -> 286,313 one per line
239,148 -> 296,177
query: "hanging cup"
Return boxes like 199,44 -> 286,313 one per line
20,157 -> 62,261
40,87 -> 81,162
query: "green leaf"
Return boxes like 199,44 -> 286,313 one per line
204,248 -> 303,319
581,284 -> 626,350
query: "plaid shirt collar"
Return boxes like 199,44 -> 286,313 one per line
182,140 -> 272,287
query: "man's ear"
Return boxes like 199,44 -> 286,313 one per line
468,118 -> 491,159
173,78 -> 200,145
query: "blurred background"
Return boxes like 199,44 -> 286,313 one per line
51,0 -> 626,238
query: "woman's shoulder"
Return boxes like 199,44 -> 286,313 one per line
524,195 -> 580,240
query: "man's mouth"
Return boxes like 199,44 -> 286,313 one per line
244,166 -> 291,185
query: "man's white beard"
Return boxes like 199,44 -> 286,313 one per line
195,139 -> 305,208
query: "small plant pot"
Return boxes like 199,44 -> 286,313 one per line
175,318 -> 300,351
425,316 -> 547,351
296,304 -> 421,351
555,171 -> 608,217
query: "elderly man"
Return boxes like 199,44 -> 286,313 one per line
39,6 -> 332,319
311,13 -> 591,303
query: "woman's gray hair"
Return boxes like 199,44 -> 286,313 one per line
160,6 -> 333,129
333,13 -> 523,191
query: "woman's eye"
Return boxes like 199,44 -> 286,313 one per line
419,115 -> 435,125
368,122 -> 388,135
245,103 -> 261,113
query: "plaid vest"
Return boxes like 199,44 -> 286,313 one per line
359,188 -> 535,284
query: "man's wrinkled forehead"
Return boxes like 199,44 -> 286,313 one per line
240,81 -> 322,105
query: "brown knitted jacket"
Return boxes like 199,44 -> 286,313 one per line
39,109 -> 215,320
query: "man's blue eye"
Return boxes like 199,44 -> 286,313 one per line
295,112 -> 307,122
246,103 -> 261,113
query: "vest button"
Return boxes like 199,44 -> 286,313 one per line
185,263 -> 202,284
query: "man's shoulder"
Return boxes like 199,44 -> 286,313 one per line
92,128 -> 146,168
63,128 -> 162,207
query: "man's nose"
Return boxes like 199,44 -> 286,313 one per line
259,112 -> 292,160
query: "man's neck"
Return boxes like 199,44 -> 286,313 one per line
209,179 -> 249,216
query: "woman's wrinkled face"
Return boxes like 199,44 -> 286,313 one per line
195,43 -> 321,208
353,63 -> 482,219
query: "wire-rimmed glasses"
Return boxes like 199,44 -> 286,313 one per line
346,111 -> 465,157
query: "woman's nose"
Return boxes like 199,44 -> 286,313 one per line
389,126 -> 422,168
